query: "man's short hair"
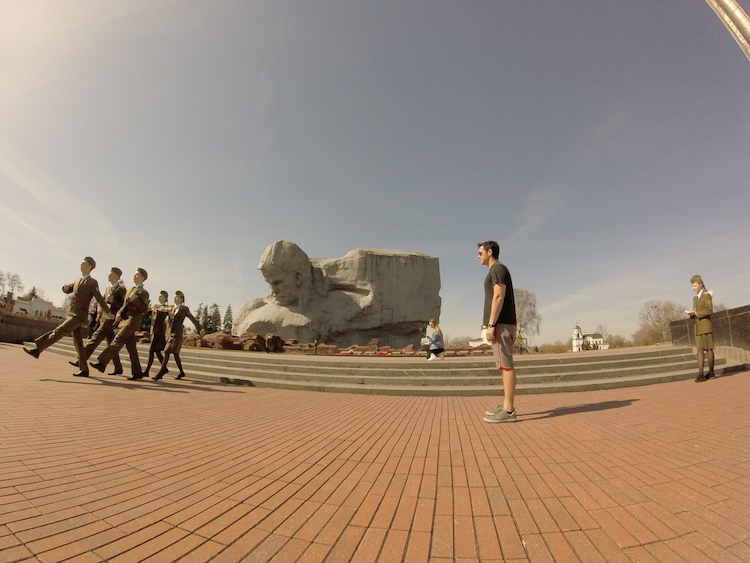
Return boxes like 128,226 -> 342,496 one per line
137,268 -> 148,280
175,290 -> 185,300
478,241 -> 500,259
110,267 -> 122,277
84,256 -> 96,269
159,290 -> 168,298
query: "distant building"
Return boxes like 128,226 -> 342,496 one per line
572,325 -> 610,352
12,296 -> 65,321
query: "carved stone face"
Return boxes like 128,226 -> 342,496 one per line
263,267 -> 303,306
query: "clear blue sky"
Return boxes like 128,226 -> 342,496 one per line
2,1 -> 749,344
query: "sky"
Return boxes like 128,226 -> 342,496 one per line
1,0 -> 749,345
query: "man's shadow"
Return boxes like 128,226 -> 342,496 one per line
521,399 -> 639,420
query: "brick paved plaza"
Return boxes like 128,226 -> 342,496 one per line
2,342 -> 750,562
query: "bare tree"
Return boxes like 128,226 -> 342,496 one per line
633,300 -> 685,345
594,324 -> 609,340
0,271 -> 6,294
514,289 -> 541,343
6,273 -> 23,297
607,334 -> 629,349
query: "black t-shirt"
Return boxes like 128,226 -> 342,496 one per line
483,261 -> 516,326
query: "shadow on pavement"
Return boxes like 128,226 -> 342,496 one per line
38,376 -> 245,394
522,399 -> 639,420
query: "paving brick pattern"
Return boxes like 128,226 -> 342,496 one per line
2,342 -> 750,562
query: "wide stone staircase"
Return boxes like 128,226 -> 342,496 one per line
44,338 -> 749,396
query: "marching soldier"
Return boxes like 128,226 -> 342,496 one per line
90,268 -> 150,380
70,267 -> 127,376
144,290 -> 170,377
24,257 -> 110,377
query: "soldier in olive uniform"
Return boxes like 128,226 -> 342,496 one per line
143,290 -> 170,377
23,257 -> 110,377
71,267 -> 127,375
90,268 -> 150,380
687,274 -> 714,382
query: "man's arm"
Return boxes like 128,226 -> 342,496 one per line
486,283 -> 506,342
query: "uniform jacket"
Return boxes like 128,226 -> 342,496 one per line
150,305 -> 170,336
62,277 -> 109,321
118,286 -> 150,322
693,290 -> 713,335
168,305 -> 202,336
99,282 -> 127,321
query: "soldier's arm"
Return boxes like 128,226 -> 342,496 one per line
186,309 -> 203,334
135,291 -> 150,316
92,283 -> 110,314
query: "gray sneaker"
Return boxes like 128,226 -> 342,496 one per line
485,405 -> 502,416
483,408 -> 517,423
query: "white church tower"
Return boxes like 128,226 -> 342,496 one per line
572,325 -> 583,352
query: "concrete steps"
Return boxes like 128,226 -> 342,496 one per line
43,337 -> 748,396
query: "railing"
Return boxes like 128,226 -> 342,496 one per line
670,304 -> 750,351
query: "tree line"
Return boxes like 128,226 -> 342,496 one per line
194,303 -> 234,335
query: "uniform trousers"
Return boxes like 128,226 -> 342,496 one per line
82,319 -> 123,373
96,317 -> 143,376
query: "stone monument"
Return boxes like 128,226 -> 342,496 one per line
234,241 -> 441,348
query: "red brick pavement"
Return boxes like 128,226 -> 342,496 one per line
2,342 -> 750,562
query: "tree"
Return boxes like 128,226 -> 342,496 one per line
6,273 -> 23,297
0,271 -> 5,294
514,289 -> 541,343
607,334 -> 629,349
222,305 -> 234,334
594,324 -> 609,340
195,303 -> 205,328
20,286 -> 46,301
539,340 -> 570,353
632,300 -> 685,346
446,335 -> 473,347
202,303 -> 222,334
210,304 -> 222,333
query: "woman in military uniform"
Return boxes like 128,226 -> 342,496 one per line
688,275 -> 714,382
153,290 -> 203,380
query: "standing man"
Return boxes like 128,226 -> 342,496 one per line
72,267 -> 127,375
478,241 -> 518,423
688,275 -> 714,382
23,257 -> 110,377
143,290 -> 170,377
90,268 -> 150,380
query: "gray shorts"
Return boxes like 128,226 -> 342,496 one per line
484,324 -> 515,370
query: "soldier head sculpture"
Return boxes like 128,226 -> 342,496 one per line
235,240 -> 442,348
258,241 -> 314,307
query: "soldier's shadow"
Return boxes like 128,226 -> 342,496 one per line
521,399 -> 638,420
40,377 -> 245,394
